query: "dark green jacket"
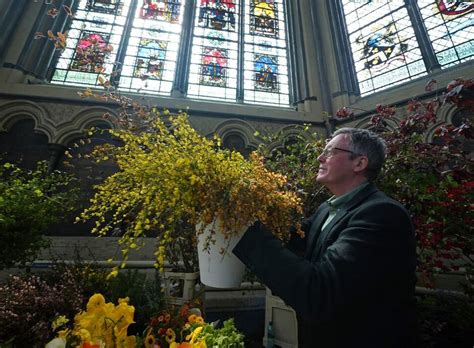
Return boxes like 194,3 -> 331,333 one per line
233,184 -> 417,347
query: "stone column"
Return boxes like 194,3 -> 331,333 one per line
0,0 -> 28,63
15,0 -> 77,80
48,143 -> 67,173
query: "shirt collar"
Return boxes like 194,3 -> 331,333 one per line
326,182 -> 370,210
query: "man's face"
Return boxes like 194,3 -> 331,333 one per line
316,134 -> 358,190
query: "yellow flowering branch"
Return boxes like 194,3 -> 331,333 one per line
78,112 -> 303,271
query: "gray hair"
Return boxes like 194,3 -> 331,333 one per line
332,128 -> 386,181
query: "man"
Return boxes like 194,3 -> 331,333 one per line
233,128 -> 417,347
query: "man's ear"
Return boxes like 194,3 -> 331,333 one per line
353,156 -> 368,174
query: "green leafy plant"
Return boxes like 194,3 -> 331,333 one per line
144,304 -> 243,348
0,160 -> 78,269
417,293 -> 474,347
199,319 -> 245,348
257,125 -> 330,217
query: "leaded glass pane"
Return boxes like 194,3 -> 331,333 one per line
342,0 -> 427,96
51,0 -> 128,86
250,0 -> 279,37
418,0 -> 474,68
140,0 -> 181,23
86,0 -> 121,14
200,47 -> 229,87
71,32 -> 112,72
254,54 -> 278,91
243,0 -> 289,106
119,0 -> 185,94
198,0 -> 237,31
51,0 -> 291,107
187,1 -> 239,102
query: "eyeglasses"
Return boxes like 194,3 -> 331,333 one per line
320,147 -> 358,158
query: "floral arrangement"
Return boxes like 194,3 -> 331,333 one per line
44,294 -> 244,348
144,304 -> 244,348
46,293 -> 136,348
77,112 -> 303,272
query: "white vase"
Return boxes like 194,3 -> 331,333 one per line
196,219 -> 246,288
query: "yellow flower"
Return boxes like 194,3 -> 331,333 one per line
57,329 -> 70,338
75,328 -> 91,341
79,113 -> 303,270
193,341 -> 207,348
116,335 -> 136,348
86,293 -> 105,312
51,315 -> 69,331
144,334 -> 155,348
107,268 -> 119,280
165,328 -> 177,343
186,326 -> 203,343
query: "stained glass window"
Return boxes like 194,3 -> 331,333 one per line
200,47 -> 228,87
418,0 -> 474,68
188,0 -> 289,106
70,32 -> 111,72
119,0 -> 184,94
51,0 -> 290,106
198,0 -> 236,31
51,0 -> 128,86
341,0 -> 427,96
243,0 -> 289,105
250,0 -> 278,37
140,0 -> 181,23
86,0 -> 122,14
188,1 -> 239,101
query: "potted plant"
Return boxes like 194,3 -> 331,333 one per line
77,110 -> 303,288
144,304 -> 244,348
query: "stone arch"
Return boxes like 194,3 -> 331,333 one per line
266,124 -> 323,153
0,100 -> 54,141
352,116 -> 398,132
425,103 -> 460,142
54,106 -> 118,145
212,119 -> 260,150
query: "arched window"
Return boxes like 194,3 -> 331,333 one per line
339,0 -> 473,96
418,0 -> 474,68
51,0 -> 290,107
341,0 -> 427,95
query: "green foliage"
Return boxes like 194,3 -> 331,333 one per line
199,319 -> 245,348
257,125 -> 330,217
417,293 -> 474,347
0,161 -> 78,269
43,258 -> 165,335
108,269 -> 165,335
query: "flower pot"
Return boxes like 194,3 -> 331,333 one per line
163,271 -> 200,306
196,220 -> 246,288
